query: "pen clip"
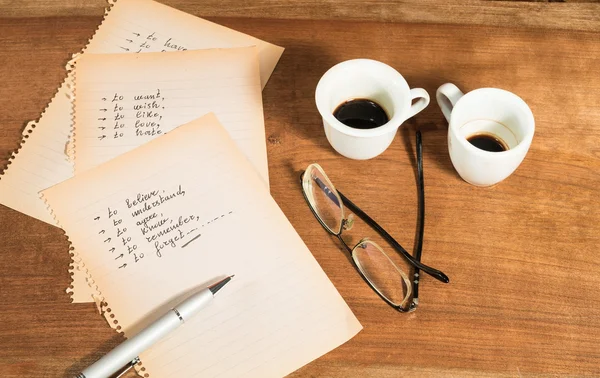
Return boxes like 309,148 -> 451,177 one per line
114,356 -> 140,378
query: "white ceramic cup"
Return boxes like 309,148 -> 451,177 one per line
436,83 -> 535,187
315,59 -> 430,160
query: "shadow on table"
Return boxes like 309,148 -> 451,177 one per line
400,119 -> 459,179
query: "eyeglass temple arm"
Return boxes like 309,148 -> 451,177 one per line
303,167 -> 448,284
336,190 -> 449,284
411,130 -> 425,307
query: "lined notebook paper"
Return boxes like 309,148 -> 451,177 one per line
42,113 -> 362,377
0,0 -> 283,302
73,47 -> 268,182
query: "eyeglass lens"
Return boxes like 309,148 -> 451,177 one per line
302,164 -> 344,234
352,239 -> 412,307
303,164 -> 412,308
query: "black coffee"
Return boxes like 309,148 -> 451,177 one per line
333,99 -> 389,129
467,133 -> 508,152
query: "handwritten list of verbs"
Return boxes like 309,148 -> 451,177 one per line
94,185 -> 232,270
95,30 -> 193,142
97,90 -> 166,141
120,31 -> 188,53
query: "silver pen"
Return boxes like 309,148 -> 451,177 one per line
76,275 -> 234,378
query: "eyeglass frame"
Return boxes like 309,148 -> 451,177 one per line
300,131 -> 449,312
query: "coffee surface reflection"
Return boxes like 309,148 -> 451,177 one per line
333,99 -> 389,129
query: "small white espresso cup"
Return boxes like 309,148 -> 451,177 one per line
315,59 -> 430,160
436,83 -> 535,187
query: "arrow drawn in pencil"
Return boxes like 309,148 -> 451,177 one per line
99,109 -> 107,112
115,254 -> 124,260
126,39 -> 133,43
132,32 -> 140,37
118,263 -> 127,269
119,46 -> 130,51
98,118 -> 106,121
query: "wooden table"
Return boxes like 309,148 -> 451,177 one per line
1,2 -> 599,377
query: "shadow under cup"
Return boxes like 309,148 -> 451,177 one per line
449,88 -> 535,186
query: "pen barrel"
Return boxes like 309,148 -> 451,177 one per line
79,311 -> 181,378
176,287 -> 213,320
78,288 -> 213,378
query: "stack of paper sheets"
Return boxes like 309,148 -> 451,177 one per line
0,0 -> 361,376
0,0 -> 283,302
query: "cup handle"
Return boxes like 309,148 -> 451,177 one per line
436,83 -> 464,123
406,88 -> 430,120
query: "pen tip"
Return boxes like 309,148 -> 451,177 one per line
209,275 -> 234,295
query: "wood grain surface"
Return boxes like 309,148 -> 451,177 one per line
1,9 -> 600,378
2,0 -> 600,32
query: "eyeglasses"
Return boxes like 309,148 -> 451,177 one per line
300,131 -> 449,312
